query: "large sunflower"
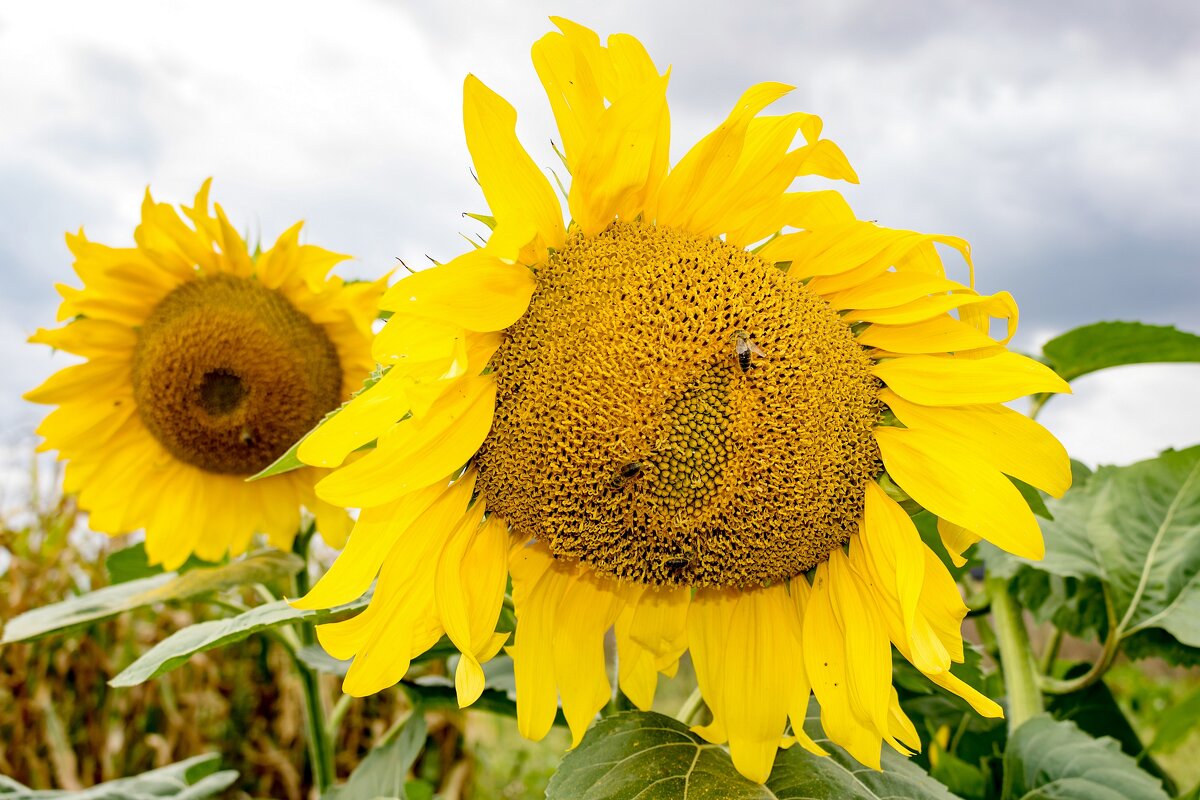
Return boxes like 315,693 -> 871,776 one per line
25,181 -> 386,568
294,20 -> 1071,782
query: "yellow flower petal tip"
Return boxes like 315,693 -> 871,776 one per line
291,18 -> 1071,785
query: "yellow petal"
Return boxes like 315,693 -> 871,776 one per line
785,578 -> 828,757
438,511 -> 510,707
803,561 -> 883,769
299,476 -> 470,610
888,688 -> 921,754
552,570 -> 623,747
378,249 -> 536,332
937,518 -> 981,567
860,483 -> 929,668
315,377 -> 496,508
875,426 -> 1045,560
625,584 -> 690,669
24,361 -> 131,405
371,312 -> 467,368
29,318 -> 138,359
826,273 -> 966,311
463,75 -> 565,253
926,668 -> 1003,718
320,478 -> 478,696
656,82 -> 793,230
569,72 -> 670,236
874,352 -> 1070,406
845,290 -> 1013,328
531,31 -> 603,172
857,314 -> 1000,354
311,497 -> 354,550
728,190 -> 855,248
686,112 -> 825,238
882,389 -> 1071,498
826,550 -> 893,749
508,542 -> 572,741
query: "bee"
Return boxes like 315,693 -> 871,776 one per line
732,330 -> 766,372
663,556 -> 691,572
611,460 -> 643,488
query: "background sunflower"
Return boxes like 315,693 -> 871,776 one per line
25,181 -> 386,567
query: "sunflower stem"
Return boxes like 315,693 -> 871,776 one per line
675,686 -> 707,727
986,574 -> 1043,730
289,520 -> 335,791
297,655 -> 336,791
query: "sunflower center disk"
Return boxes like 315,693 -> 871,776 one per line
476,221 -> 883,589
132,274 -> 342,475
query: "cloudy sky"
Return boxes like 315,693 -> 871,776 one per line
1,0 -> 1198,502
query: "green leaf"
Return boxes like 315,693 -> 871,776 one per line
547,710 -> 957,799
323,711 -> 428,800
1002,716 -> 1170,800
105,541 -> 215,584
0,753 -> 237,798
1148,681 -> 1200,755
296,642 -> 353,676
1011,476 -> 1052,520
1041,321 -> 1200,382
109,595 -> 369,687
0,549 -> 303,644
989,446 -> 1200,661
546,711 -> 771,799
929,751 -> 988,800
1046,667 -> 1175,793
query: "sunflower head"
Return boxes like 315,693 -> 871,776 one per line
294,18 -> 1072,784
25,181 -> 386,567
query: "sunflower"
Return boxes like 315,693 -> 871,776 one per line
25,181 -> 386,569
293,19 -> 1071,782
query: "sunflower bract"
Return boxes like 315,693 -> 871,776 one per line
293,19 -> 1072,784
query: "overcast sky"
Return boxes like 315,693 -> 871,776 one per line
2,0 -> 1198,503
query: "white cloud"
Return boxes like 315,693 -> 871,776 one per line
1037,364 -> 1200,467
0,0 -> 1197,495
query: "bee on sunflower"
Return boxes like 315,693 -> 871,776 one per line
292,19 -> 1070,782
26,181 -> 386,568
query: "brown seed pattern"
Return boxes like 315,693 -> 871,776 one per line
476,221 -> 882,588
131,273 -> 342,475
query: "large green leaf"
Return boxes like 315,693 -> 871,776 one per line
109,596 -> 369,687
1046,667 -> 1175,793
0,550 -> 303,644
987,446 -> 1200,661
0,753 -> 236,799
1041,322 -> 1200,382
1002,716 -> 1170,800
323,711 -> 427,800
547,710 -> 956,799
546,711 -> 772,799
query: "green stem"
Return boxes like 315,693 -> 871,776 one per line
297,655 -> 336,791
289,520 -> 333,791
675,686 -> 706,726
325,692 -> 354,741
986,574 -> 1043,731
1040,585 -> 1120,695
1038,627 -> 1064,676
